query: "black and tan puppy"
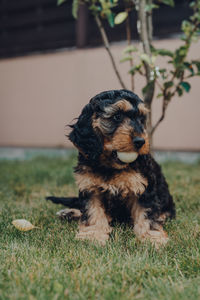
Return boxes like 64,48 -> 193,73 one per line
47,89 -> 175,247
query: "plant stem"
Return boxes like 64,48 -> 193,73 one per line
146,0 -> 153,43
125,8 -> 134,91
151,99 -> 169,135
95,15 -> 127,89
137,0 -> 155,145
137,0 -> 154,105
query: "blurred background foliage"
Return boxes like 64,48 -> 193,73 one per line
58,0 -> 200,145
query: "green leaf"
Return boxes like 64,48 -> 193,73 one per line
123,45 -> 138,54
57,0 -> 66,5
175,69 -> 184,79
72,0 -> 79,19
189,1 -> 196,9
157,93 -> 163,98
173,46 -> 188,66
159,68 -> 168,79
140,53 -> 152,65
155,48 -> 174,57
164,81 -> 174,89
192,60 -> 200,73
159,0 -> 174,7
181,20 -> 193,37
176,86 -> 183,97
142,81 -> 154,96
107,11 -> 115,27
114,12 -> 128,25
183,62 -> 194,76
129,67 -> 136,75
178,46 -> 188,56
129,64 -> 142,75
120,56 -> 133,63
159,68 -> 167,73
89,4 -> 101,12
145,4 -> 159,12
180,82 -> 191,92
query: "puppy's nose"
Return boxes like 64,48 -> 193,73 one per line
133,137 -> 145,149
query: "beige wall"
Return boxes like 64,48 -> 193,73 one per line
0,39 -> 200,151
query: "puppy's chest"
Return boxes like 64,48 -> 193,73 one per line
75,169 -> 147,197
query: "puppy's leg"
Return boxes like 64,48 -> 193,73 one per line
56,208 -> 82,221
76,195 -> 112,245
132,202 -> 169,248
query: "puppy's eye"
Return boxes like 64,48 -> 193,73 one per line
113,112 -> 123,122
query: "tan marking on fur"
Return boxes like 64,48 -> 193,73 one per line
151,222 -> 164,231
138,103 -> 149,115
87,197 -> 111,229
138,132 -> 150,155
76,196 -> 112,245
104,119 -> 134,152
92,115 -> 101,129
132,203 -> 150,237
104,99 -> 133,115
76,226 -> 110,245
156,213 -> 169,223
75,168 -> 147,198
115,99 -> 133,111
103,119 -> 150,155
146,229 -> 169,249
92,100 -> 133,135
92,114 -> 114,136
131,201 -> 169,248
93,102 -> 150,159
104,134 -> 133,152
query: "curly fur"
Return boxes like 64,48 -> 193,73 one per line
47,89 -> 175,247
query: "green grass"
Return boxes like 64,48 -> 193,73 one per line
0,154 -> 200,300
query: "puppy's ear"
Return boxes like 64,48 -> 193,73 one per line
69,104 -> 103,161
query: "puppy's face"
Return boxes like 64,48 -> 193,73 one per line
92,99 -> 149,168
69,90 -> 150,168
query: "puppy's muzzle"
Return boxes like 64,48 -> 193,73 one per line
133,137 -> 145,150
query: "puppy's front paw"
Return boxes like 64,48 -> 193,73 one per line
137,229 -> 169,249
147,230 -> 169,248
75,225 -> 111,245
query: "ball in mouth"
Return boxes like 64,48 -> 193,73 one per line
117,151 -> 138,163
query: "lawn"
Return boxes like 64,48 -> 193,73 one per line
0,153 -> 200,300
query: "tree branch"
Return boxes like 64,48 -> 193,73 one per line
95,15 -> 127,89
137,0 -> 154,108
146,0 -> 153,44
125,8 -> 134,91
137,0 -> 151,57
151,99 -> 169,135
136,0 -> 155,145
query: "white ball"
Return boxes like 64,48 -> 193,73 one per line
117,151 -> 138,163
